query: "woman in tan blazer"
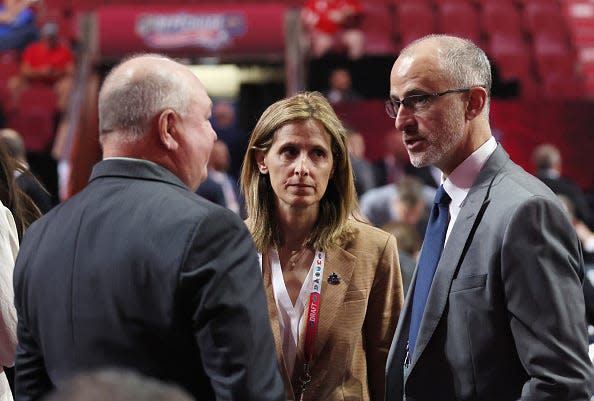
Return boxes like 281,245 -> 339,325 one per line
240,92 -> 404,401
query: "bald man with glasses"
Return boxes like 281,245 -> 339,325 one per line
384,34 -> 593,401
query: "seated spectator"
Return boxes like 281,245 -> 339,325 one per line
0,0 -> 38,51
532,143 -> 593,229
302,0 -> 365,60
324,67 -> 362,104
44,369 -> 194,401
0,128 -> 52,213
7,21 -> 74,111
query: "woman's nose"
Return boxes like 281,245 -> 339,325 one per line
294,155 -> 309,176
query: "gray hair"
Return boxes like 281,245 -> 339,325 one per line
402,35 -> 492,116
44,368 -> 194,401
98,54 -> 192,144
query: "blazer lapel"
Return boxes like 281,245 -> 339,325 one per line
304,245 -> 356,362
410,146 -> 509,367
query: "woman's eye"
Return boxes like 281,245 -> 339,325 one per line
281,146 -> 298,157
312,149 -> 326,158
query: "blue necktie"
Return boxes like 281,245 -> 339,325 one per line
407,185 -> 451,358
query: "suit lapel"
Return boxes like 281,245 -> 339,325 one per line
410,146 -> 509,367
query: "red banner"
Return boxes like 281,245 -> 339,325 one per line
95,4 -> 287,58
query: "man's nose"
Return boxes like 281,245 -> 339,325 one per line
394,105 -> 415,133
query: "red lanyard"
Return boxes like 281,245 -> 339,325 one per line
297,250 -> 325,401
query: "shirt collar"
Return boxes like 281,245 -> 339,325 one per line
443,136 -> 497,208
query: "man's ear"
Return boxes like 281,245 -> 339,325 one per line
255,149 -> 268,174
465,87 -> 488,120
158,109 -> 179,150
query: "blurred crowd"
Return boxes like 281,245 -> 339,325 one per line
0,2 -> 591,399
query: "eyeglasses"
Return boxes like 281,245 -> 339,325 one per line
385,87 -> 479,119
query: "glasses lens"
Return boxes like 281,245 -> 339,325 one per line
385,100 -> 397,118
406,94 -> 431,110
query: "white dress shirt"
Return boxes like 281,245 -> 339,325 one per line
442,136 -> 497,244
259,250 -> 315,377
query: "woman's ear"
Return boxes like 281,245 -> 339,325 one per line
255,149 -> 268,174
158,109 -> 179,150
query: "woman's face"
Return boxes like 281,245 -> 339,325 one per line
257,119 -> 334,211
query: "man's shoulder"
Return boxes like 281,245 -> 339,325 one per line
496,163 -> 557,201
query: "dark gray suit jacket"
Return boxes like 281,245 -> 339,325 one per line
13,159 -> 284,401
386,146 -> 593,401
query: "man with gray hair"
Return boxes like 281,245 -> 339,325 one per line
532,143 -> 592,229
385,35 -> 593,400
13,54 -> 284,401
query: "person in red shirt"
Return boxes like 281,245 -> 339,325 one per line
8,22 -> 74,110
302,0 -> 364,60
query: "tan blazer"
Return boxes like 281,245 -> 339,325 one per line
261,220 -> 403,401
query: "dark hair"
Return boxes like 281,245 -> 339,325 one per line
0,141 -> 41,240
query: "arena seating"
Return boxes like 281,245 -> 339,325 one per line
1,0 -> 591,105
437,2 -> 482,46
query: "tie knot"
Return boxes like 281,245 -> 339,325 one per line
434,185 -> 451,206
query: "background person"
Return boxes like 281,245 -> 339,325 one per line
7,22 -> 74,111
380,221 -> 421,298
384,34 -> 593,401
207,140 -> 243,215
13,54 -> 284,401
240,91 -> 403,401
532,143 -> 593,229
345,129 -> 375,196
0,0 -> 38,51
301,0 -> 364,60
210,99 -> 247,182
324,67 -> 362,105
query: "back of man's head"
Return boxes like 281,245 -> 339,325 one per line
44,369 -> 194,401
98,54 -> 191,146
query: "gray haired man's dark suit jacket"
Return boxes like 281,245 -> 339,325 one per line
385,145 -> 593,401
13,158 -> 284,401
